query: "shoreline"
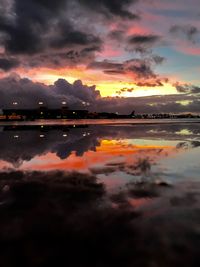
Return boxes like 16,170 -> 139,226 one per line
0,118 -> 200,126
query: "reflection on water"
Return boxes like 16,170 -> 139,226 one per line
1,123 -> 200,185
0,122 -> 200,266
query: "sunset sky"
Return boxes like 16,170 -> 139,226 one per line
0,0 -> 200,113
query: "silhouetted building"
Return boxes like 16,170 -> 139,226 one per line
2,108 -> 89,120
2,108 -> 199,121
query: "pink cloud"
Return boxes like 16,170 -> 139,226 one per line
127,25 -> 152,35
98,44 -> 122,58
178,46 -> 200,56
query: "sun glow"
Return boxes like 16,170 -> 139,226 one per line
97,82 -> 177,97
18,67 -> 178,98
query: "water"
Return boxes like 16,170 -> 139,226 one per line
0,118 -> 200,126
0,121 -> 200,266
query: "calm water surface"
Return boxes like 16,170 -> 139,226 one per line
0,121 -> 200,266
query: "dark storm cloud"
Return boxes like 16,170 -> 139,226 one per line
33,0 -> 67,11
135,79 -> 164,87
78,0 -> 139,19
88,60 -> 123,71
0,0 -> 138,58
26,45 -> 102,69
175,83 -> 200,94
0,0 -> 53,54
169,25 -> 199,43
125,58 -> 156,78
127,34 -> 161,53
88,56 -> 165,82
53,79 -> 101,103
50,30 -> 101,49
88,55 -> 168,90
49,20 -> 102,50
88,60 -> 125,75
108,30 -> 125,41
0,57 -> 20,71
0,75 -> 101,109
0,0 -> 103,68
128,34 -> 161,44
0,0 -> 160,73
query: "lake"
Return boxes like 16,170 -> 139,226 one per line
0,120 -> 200,266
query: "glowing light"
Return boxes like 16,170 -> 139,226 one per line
175,129 -> 193,135
19,67 -> 179,98
176,100 -> 192,106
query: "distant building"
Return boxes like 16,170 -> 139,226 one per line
2,108 -> 89,120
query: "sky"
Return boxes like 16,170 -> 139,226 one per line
0,0 -> 200,113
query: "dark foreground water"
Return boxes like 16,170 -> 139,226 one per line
0,121 -> 200,267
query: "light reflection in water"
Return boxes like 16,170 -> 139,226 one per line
0,124 -> 200,184
0,122 -> 200,266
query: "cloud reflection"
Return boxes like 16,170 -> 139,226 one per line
0,124 -> 199,172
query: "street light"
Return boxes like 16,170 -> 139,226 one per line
62,101 -> 67,105
38,101 -> 44,105
12,102 -> 18,106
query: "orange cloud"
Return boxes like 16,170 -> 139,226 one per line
20,139 -> 175,172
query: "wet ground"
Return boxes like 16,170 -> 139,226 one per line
0,122 -> 200,267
